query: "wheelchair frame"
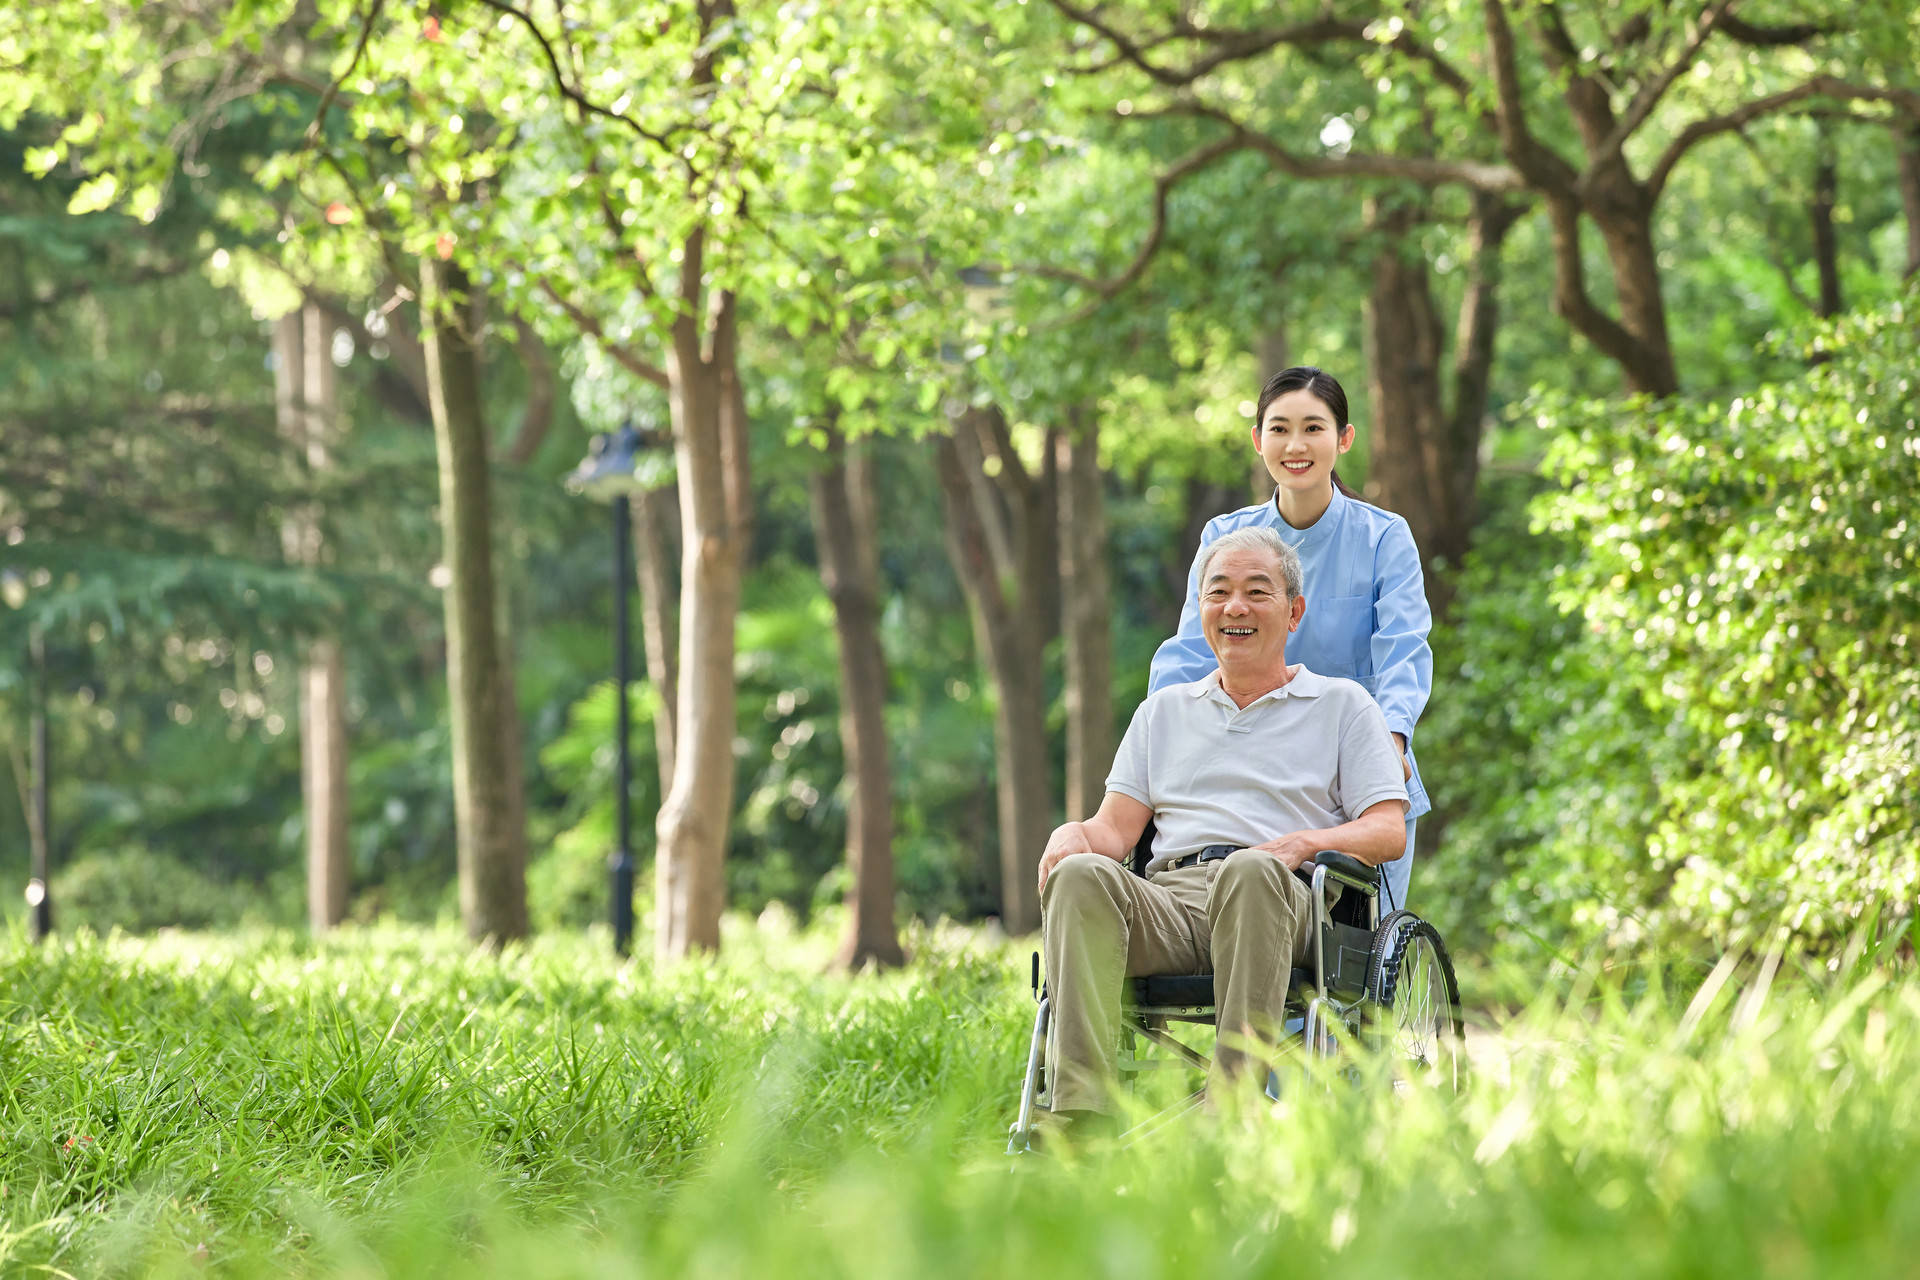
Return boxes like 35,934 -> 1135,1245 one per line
1008,847 -> 1461,1153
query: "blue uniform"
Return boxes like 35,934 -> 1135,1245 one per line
1148,487 -> 1433,909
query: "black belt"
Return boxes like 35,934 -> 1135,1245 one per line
1166,844 -> 1239,870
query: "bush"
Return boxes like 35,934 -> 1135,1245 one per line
50,847 -> 251,933
1429,296 -> 1918,956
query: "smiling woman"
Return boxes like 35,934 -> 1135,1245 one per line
1150,366 -> 1434,912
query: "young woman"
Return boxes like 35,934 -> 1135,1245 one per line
1148,366 -> 1432,910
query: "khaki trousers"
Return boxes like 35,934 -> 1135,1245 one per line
1040,849 -> 1318,1115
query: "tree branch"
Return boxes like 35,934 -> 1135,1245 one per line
305,286 -> 434,421
948,409 -> 1018,592
1054,3 -> 1359,86
1480,0 -> 1578,193
502,327 -> 556,466
1597,0 -> 1734,161
1534,0 -> 1621,154
304,0 -> 384,147
1543,193 -> 1650,374
1024,134 -> 1247,321
1719,14 -> 1837,45
977,400 -> 1032,511
539,281 -> 671,388
469,0 -> 684,158
1648,76 -> 1920,197
1052,0 -> 1475,100
1448,192 -> 1528,443
1157,100 -> 1527,192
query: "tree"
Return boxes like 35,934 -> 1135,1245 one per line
421,259 -> 531,944
809,421 -> 904,969
272,303 -> 351,930
1048,0 -> 1919,401
1055,407 -> 1113,820
361,0 -> 1004,955
935,403 -> 1059,934
1360,189 -> 1525,592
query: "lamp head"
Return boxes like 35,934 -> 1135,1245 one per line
566,421 -> 650,502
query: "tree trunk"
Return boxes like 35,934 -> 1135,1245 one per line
1811,145 -> 1843,319
1444,193 -> 1523,515
273,305 -> 351,932
1363,199 -> 1449,553
502,326 -> 557,466
1056,408 -> 1113,820
1364,193 -> 1520,611
1899,123 -> 1920,280
632,481 -> 679,795
811,425 -> 904,970
717,309 -> 754,554
1174,476 -> 1243,625
653,254 -> 743,960
420,259 -> 529,946
1591,199 -> 1679,398
1254,320 -> 1289,499
934,407 -> 1058,934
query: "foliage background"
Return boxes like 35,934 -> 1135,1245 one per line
0,0 -> 1915,966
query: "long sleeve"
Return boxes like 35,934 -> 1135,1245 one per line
1367,520 -> 1432,743
1148,527 -> 1220,693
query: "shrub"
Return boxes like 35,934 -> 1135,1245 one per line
1428,296 -> 1918,955
50,847 -> 248,933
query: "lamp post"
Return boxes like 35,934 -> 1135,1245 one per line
568,423 -> 649,956
26,622 -> 51,942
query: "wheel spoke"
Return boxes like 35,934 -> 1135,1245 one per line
1371,919 -> 1461,1093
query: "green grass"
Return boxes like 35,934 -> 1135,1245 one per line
2,918 -> 1917,1278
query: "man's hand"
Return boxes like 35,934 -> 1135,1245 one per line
1037,822 -> 1101,895
1248,830 -> 1327,872
1254,800 -> 1407,871
1035,795 -> 1151,896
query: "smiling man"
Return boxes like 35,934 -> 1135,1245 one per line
1034,526 -> 1409,1135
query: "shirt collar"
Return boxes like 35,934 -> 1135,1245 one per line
1269,484 -> 1348,552
1190,664 -> 1327,704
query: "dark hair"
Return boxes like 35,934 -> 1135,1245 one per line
1255,365 -> 1358,499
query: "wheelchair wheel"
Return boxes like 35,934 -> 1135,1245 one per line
1364,911 -> 1465,1092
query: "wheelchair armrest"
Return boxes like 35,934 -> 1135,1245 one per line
1298,849 -> 1380,896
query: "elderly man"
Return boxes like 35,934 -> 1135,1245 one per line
1037,526 -> 1409,1131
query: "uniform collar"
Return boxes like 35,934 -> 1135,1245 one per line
1269,485 -> 1348,552
1191,664 -> 1327,705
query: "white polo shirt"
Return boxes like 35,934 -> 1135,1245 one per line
1105,666 -> 1409,874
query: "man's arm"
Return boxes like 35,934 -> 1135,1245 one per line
1036,791 -> 1153,894
1246,798 -> 1408,871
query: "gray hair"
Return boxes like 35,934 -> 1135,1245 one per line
1196,527 -> 1303,600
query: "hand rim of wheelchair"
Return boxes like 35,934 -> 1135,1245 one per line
1009,850 -> 1463,1155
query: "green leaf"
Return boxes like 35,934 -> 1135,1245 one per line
66,172 -> 119,215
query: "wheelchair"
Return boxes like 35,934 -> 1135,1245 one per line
1008,835 -> 1463,1153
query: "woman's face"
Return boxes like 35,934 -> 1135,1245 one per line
1253,388 -> 1354,495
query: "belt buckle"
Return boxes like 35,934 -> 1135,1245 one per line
1171,844 -> 1238,871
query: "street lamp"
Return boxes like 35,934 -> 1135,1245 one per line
22,619 -> 52,941
567,423 -> 651,956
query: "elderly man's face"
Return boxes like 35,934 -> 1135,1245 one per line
1200,546 -> 1306,671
